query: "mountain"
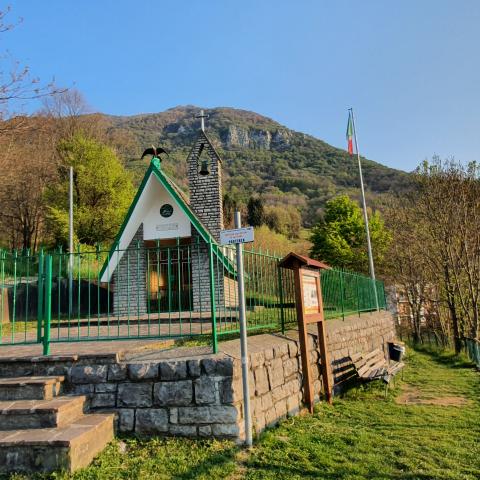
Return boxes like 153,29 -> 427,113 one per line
106,106 -> 409,226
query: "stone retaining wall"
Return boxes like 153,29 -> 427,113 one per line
0,310 -> 396,441
69,356 -> 239,438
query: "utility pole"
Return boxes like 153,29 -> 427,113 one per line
349,108 -> 379,310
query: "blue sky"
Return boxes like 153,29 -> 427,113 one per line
6,0 -> 480,171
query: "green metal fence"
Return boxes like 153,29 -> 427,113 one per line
321,268 -> 386,320
465,338 -> 480,369
0,245 -> 385,354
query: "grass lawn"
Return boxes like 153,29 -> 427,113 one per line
6,346 -> 480,480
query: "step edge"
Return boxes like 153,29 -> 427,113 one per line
0,396 -> 86,415
0,376 -> 65,386
0,414 -> 114,447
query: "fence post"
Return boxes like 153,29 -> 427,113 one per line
37,250 -> 44,343
277,262 -> 285,334
356,274 -> 361,317
208,238 -> 218,353
340,270 -> 345,320
42,255 -> 52,356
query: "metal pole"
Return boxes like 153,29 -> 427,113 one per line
349,108 -> 379,310
37,250 -> 44,343
68,166 -> 74,317
42,255 -> 52,356
234,211 -> 253,447
208,238 -> 218,353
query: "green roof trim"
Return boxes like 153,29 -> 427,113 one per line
99,159 -> 236,280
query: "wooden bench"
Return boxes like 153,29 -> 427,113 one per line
350,348 -> 405,396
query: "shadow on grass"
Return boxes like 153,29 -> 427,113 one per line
408,342 -> 474,369
174,445 -> 240,480
245,458 -> 440,480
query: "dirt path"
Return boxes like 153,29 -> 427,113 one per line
396,384 -> 470,406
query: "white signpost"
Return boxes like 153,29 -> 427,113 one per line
219,226 -> 254,245
220,217 -> 253,446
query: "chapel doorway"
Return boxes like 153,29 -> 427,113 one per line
145,240 -> 193,313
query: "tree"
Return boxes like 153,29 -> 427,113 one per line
264,204 -> 302,239
384,196 -> 431,343
45,135 -> 135,246
0,117 -> 58,250
247,196 -> 265,227
223,192 -> 239,228
310,195 -> 391,273
0,8 -> 62,138
384,157 -> 480,350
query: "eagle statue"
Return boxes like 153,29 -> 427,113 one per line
141,145 -> 169,161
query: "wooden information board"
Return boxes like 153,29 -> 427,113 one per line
279,253 -> 333,412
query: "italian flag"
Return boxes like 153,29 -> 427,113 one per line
346,112 -> 354,155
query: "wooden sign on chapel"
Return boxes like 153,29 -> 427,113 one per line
279,253 -> 333,412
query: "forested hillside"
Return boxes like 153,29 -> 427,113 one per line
0,103 -> 410,251
107,106 -> 409,226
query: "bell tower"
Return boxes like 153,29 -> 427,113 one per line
187,110 -> 224,240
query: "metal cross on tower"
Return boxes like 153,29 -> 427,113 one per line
195,109 -> 209,132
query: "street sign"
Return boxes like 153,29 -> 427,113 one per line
220,226 -> 254,245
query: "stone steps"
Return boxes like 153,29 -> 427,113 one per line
0,414 -> 114,473
0,375 -> 114,474
0,395 -> 86,430
0,376 -> 64,401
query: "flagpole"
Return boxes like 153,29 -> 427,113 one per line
349,108 -> 379,310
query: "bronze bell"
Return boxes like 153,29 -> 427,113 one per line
199,159 -> 210,175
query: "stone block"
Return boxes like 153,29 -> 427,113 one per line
219,377 -> 233,404
286,395 -> 300,416
70,365 -> 108,384
91,393 -> 116,408
265,407 -> 277,427
198,425 -> 212,437
159,361 -> 188,380
118,383 -> 152,407
249,396 -> 261,416
187,359 -> 201,378
267,358 -> 284,388
170,408 -> 178,424
230,378 -> 244,403
154,380 -> 193,406
209,405 -> 238,423
117,409 -> 135,432
211,423 -> 239,437
264,347 -> 274,361
250,351 -> 265,368
261,392 -> 273,411
95,383 -> 117,393
253,412 -> 266,433
128,363 -> 159,381
254,366 -> 269,396
288,342 -> 298,358
283,358 -> 298,378
135,408 -> 168,434
108,364 -> 127,381
272,385 -> 288,403
273,343 -> 289,358
201,357 -> 233,376
275,399 -> 288,419
194,376 -> 217,405
178,406 -> 211,424
72,384 -> 94,395
169,424 -> 197,437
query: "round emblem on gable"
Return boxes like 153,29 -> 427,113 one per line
160,204 -> 174,218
